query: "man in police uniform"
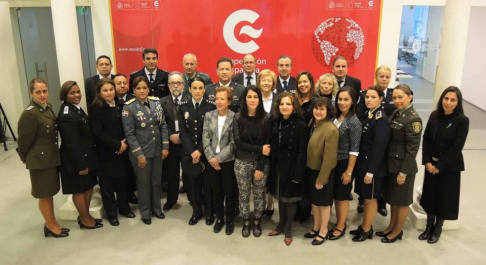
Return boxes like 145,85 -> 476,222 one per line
159,71 -> 191,211
232,54 -> 257,87
182,53 -> 212,96
122,79 -> 169,224
129,48 -> 170,98
178,76 -> 216,225
85,55 -> 115,105
204,57 -> 244,113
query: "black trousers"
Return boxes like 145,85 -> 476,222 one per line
207,160 -> 236,223
99,176 -> 131,219
186,170 -> 213,216
163,143 -> 182,206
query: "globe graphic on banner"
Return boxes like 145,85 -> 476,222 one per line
312,17 -> 365,68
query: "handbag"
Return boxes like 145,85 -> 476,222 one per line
181,156 -> 205,178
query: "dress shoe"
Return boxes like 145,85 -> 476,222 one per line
60,227 -> 70,233
350,225 -> 363,236
381,230 -> 403,243
128,194 -> 138,204
242,219 -> 251,238
225,222 -> 234,235
77,216 -> 102,224
142,218 -> 152,225
122,212 -> 136,218
189,212 -> 203,226
312,234 -> 327,245
268,229 -> 283,236
78,220 -> 103,229
44,224 -> 69,238
253,218 -> 262,237
376,230 -> 392,237
161,182 -> 169,192
427,227 -> 442,244
329,224 -> 346,241
108,219 -> 120,226
357,203 -> 364,214
213,219 -> 224,233
205,216 -> 215,226
419,223 -> 434,240
352,226 -> 373,242
284,237 -> 293,246
378,207 -> 388,217
179,186 -> 187,194
153,212 -> 165,219
304,229 -> 319,238
163,203 -> 173,211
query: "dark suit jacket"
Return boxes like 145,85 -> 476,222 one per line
116,93 -> 136,103
204,81 -> 245,113
85,75 -> 115,106
232,72 -> 257,87
159,95 -> 191,136
275,76 -> 296,94
88,100 -> 131,178
341,75 -> 362,98
422,111 -> 469,172
129,68 -> 170,98
58,102 -> 98,174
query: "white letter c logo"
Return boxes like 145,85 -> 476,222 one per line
223,9 -> 263,54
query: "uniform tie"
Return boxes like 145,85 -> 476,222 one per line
148,73 -> 154,83
283,80 -> 288,91
174,97 -> 179,107
195,102 -> 200,112
246,76 -> 252,87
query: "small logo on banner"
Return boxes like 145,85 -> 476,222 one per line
223,9 -> 263,54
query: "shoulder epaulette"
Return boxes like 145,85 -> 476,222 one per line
148,96 -> 159,100
375,110 -> 383,120
125,98 -> 136,105
205,99 -> 215,105
130,70 -> 139,75
160,68 -> 169,73
26,106 -> 34,111
199,72 -> 210,77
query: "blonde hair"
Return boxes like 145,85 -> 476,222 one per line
257,69 -> 277,91
315,73 -> 339,97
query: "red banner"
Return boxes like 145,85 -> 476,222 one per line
111,0 -> 381,88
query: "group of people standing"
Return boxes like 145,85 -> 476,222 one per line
17,49 -> 469,247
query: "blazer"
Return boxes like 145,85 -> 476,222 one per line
356,107 -> 390,178
58,102 -> 98,174
335,114 -> 362,161
204,81 -> 245,113
122,97 -> 169,158
422,111 -> 469,172
387,106 -> 422,176
88,100 -> 131,178
17,101 -> 60,170
262,92 -> 277,116
129,68 -> 170,98
275,76 -> 296,94
233,113 -> 270,171
268,114 -> 308,198
159,94 -> 191,136
178,99 -> 216,158
232,73 -> 245,86
341,75 -> 362,99
84,74 -> 115,106
357,87 -> 396,121
202,109 -> 235,163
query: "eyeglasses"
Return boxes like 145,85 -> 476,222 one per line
169,82 -> 184,86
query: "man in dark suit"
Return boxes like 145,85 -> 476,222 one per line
275,55 -> 297,94
182,53 -> 212,96
129,48 -> 170,98
232,54 -> 257,87
159,72 -> 191,211
332,56 -> 362,98
204,57 -> 245,113
84,55 -> 114,106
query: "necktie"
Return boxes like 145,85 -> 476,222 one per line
283,80 -> 288,91
174,98 -> 179,107
246,76 -> 252,87
148,73 -> 154,83
338,80 -> 344,87
195,102 -> 200,112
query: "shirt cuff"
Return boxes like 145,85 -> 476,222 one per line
349,151 -> 359,157
366,172 -> 374,178
399,172 -> 407,177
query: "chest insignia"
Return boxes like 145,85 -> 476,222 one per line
184,112 -> 189,120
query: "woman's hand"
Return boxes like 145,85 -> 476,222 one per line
255,170 -> 263,180
315,183 -> 323,190
397,175 -> 406,185
162,150 -> 169,160
262,144 -> 271,156
191,150 -> 201,164
79,168 -> 89,175
118,139 -> 128,154
209,158 -> 221,170
425,163 -> 434,173
137,156 -> 147,168
364,176 -> 372,184
341,172 -> 352,185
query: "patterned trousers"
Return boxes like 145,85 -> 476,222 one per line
234,159 -> 269,219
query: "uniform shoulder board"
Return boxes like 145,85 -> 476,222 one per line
130,70 -> 139,75
160,68 -> 169,74
63,105 -> 69,114
199,72 -> 209,77
375,110 -> 383,120
26,106 -> 34,111
148,96 -> 159,100
125,98 -> 136,105
205,99 -> 215,105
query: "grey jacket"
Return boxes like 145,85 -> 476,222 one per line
203,109 -> 235,163
335,114 -> 362,161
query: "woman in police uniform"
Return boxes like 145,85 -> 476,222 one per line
350,87 -> 390,242
379,84 -> 422,243
58,81 -> 101,229
17,78 -> 67,238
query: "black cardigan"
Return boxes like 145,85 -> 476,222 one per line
233,113 -> 270,171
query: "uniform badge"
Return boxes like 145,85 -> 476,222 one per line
122,110 -> 129,117
184,112 -> 189,120
376,111 -> 382,120
412,122 -> 422,133
26,106 -> 34,111
141,123 -> 146,128
368,113 -> 373,119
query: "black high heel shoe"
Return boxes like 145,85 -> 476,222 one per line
44,224 -> 69,238
78,220 -> 103,229
381,230 -> 403,243
60,227 -> 70,233
304,229 -> 320,238
376,230 -> 392,237
350,225 -> 362,236
329,224 -> 346,241
352,226 -> 373,242
312,234 -> 327,245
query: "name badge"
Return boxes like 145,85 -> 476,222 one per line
175,120 -> 179,132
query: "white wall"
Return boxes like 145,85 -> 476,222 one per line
461,7 -> 486,111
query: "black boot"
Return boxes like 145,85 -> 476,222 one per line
253,218 -> 262,237
428,218 -> 444,244
242,218 -> 251,238
418,214 -> 435,240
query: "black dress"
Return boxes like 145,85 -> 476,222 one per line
58,103 -> 98,194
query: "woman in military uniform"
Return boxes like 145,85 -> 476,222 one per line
122,76 -> 169,225
58,81 -> 101,229
379,84 -> 422,243
350,87 -> 390,242
419,86 -> 469,244
178,77 -> 215,226
17,78 -> 67,238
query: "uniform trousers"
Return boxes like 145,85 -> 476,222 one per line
234,159 -> 269,219
98,176 -> 131,219
163,142 -> 182,206
206,160 -> 236,223
186,171 -> 213,216
130,156 -> 163,219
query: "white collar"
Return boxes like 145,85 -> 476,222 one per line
144,68 -> 157,78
